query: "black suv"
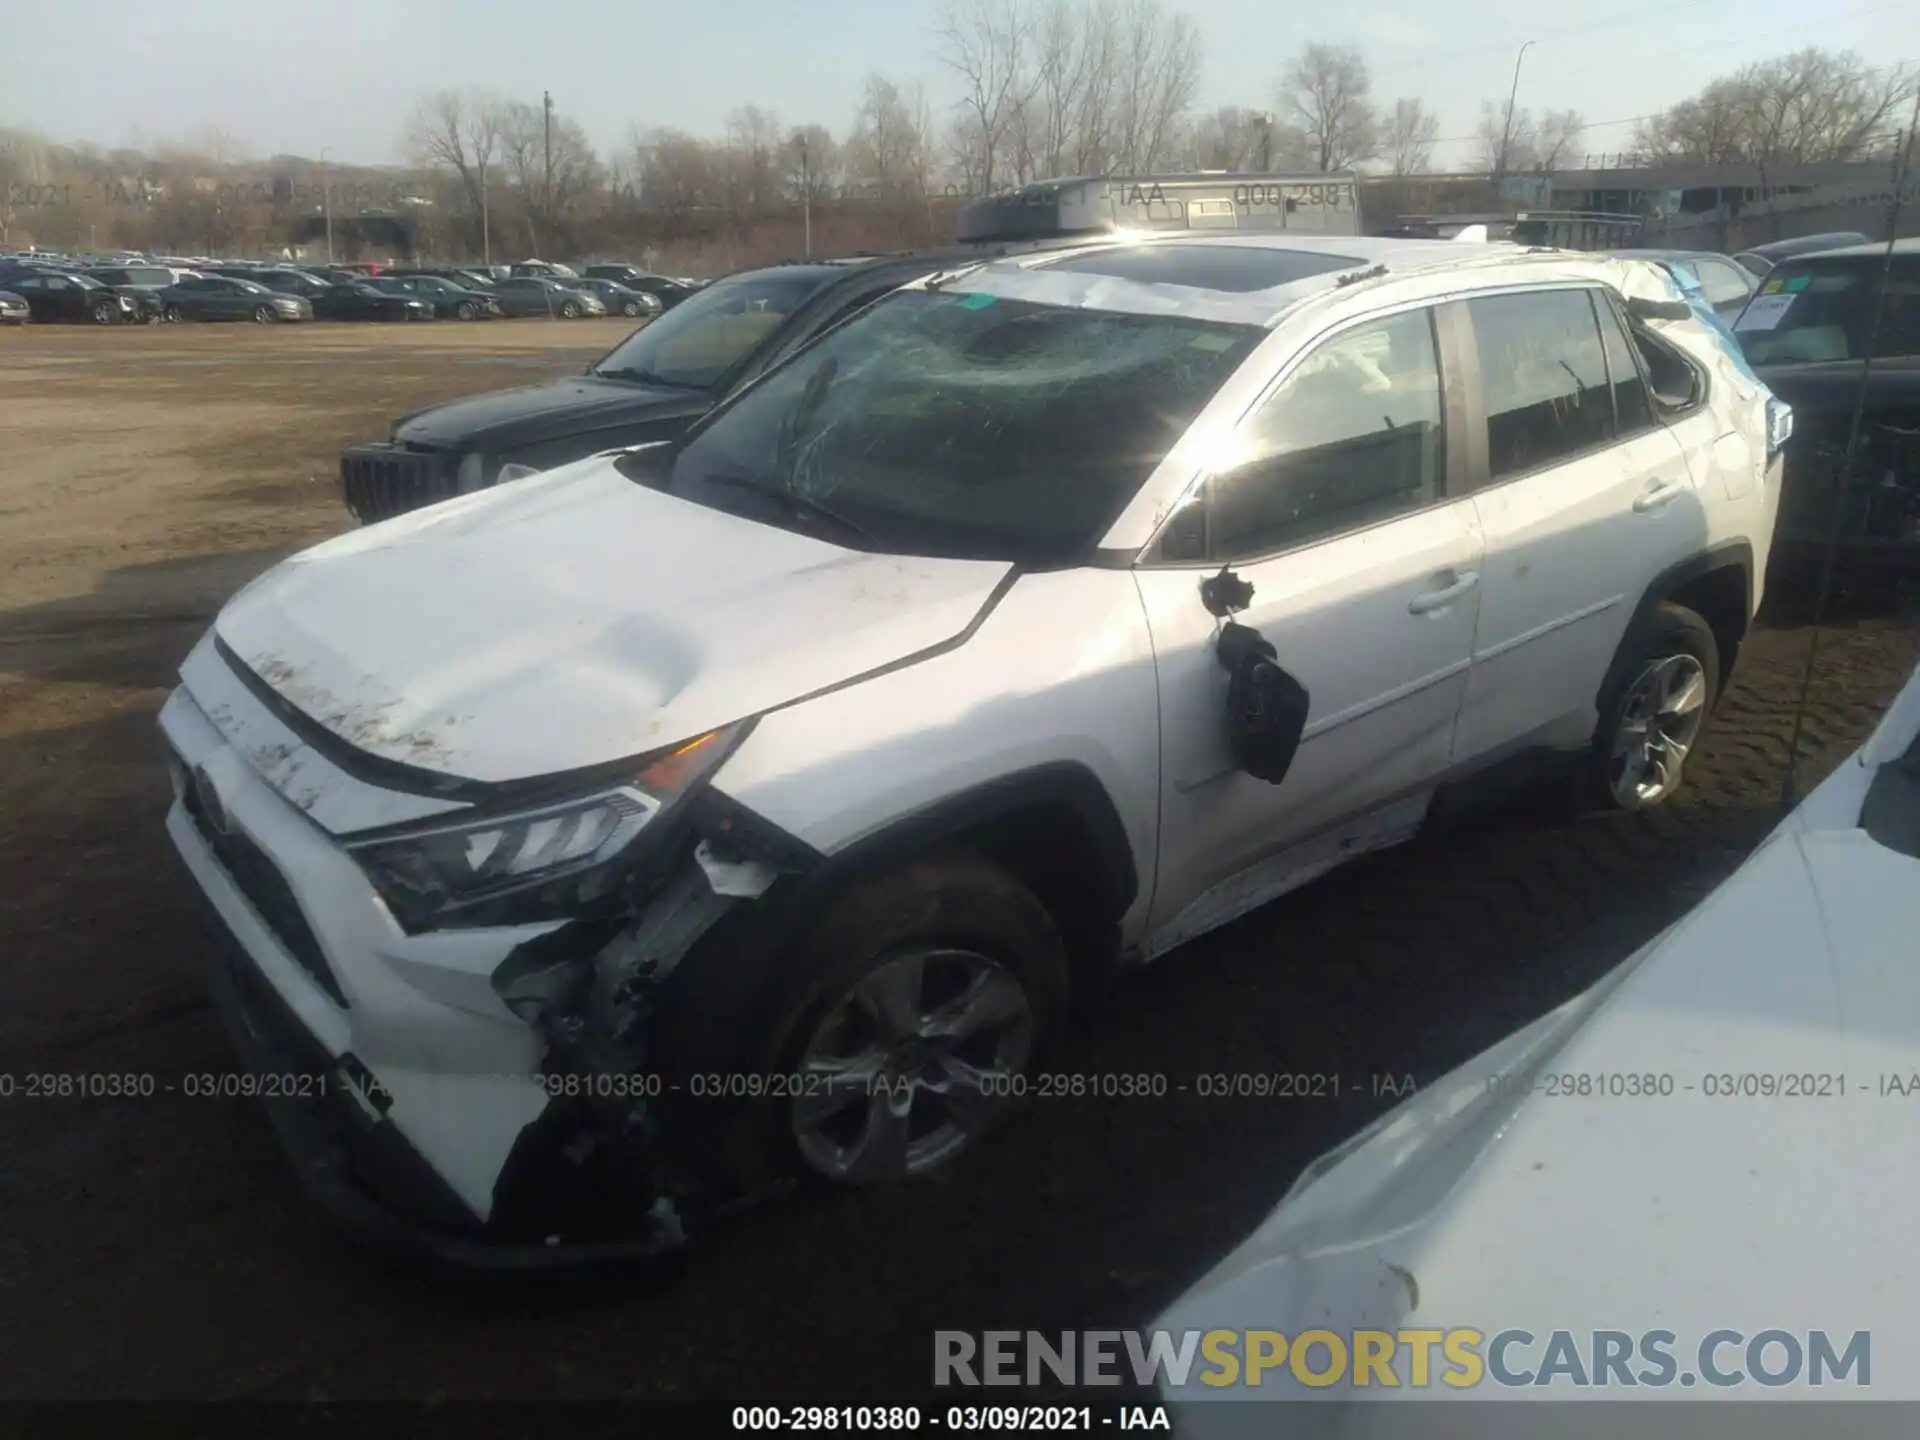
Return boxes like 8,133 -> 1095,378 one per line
340,246 -> 1055,523
1732,237 -> 1920,575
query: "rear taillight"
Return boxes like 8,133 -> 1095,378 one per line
1767,396 -> 1794,460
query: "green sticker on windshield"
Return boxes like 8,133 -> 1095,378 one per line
1761,278 -> 1784,294
955,291 -> 998,309
1784,274 -> 1812,292
1187,334 -> 1236,351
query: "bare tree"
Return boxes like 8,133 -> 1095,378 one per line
721,105 -> 784,215
845,74 -> 925,198
1281,43 -> 1378,172
1531,108 -> 1585,170
404,89 -> 504,251
1010,0 -> 1097,180
1477,98 -> 1537,176
1383,97 -> 1438,175
1181,105 -> 1263,170
781,123 -> 841,203
935,0 -> 1031,193
1632,49 -> 1916,164
1631,79 -> 1751,163
497,100 -> 605,250
1109,0 -> 1202,172
982,0 -> 1194,182
906,82 -> 941,198
630,126 -> 717,215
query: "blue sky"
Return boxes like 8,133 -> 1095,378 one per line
1,0 -> 1914,171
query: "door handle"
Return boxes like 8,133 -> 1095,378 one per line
1633,480 -> 1686,512
1408,570 -> 1479,614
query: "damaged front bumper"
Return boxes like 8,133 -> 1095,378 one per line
160,665 -> 812,1271
195,886 -> 687,1272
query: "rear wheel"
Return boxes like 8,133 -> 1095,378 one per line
1588,601 -> 1719,811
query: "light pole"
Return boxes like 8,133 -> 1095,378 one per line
480,156 -> 492,267
542,90 -> 554,223
1497,40 -> 1535,183
796,133 -> 812,258
319,146 -> 335,262
1253,111 -> 1273,171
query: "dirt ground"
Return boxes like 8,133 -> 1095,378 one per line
1,321 -> 1917,1404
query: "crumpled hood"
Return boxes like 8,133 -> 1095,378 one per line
211,458 -> 1013,784
393,375 -> 705,450
1158,660 -> 1920,1408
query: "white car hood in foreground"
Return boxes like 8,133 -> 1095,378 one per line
212,459 -> 1013,783
1159,662 -> 1920,1417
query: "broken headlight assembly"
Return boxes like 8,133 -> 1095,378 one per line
346,724 -> 745,932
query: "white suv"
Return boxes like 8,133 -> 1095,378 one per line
159,235 -> 1785,1265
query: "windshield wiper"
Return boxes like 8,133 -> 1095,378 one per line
591,365 -> 706,391
700,470 -> 876,547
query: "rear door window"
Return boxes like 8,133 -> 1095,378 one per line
1466,289 -> 1615,482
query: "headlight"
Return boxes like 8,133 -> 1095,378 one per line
346,724 -> 744,931
495,462 -> 543,484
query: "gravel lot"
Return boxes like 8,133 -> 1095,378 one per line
1,321 -> 1916,1404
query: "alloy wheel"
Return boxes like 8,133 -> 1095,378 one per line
1608,653 -> 1708,807
791,948 -> 1034,1183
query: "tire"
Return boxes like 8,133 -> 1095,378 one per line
456,301 -> 477,320
622,301 -> 642,316
252,304 -> 275,323
163,305 -> 187,323
560,300 -> 582,319
92,300 -> 119,325
662,851 -> 1069,1191
1587,601 -> 1719,812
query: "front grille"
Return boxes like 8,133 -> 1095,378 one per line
339,444 -> 457,524
182,773 -> 348,1007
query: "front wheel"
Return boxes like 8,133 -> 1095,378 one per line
666,853 -> 1069,1190
1588,601 -> 1719,812
252,304 -> 275,323
92,300 -> 119,324
163,305 -> 187,323
622,301 -> 642,316
455,300 -> 477,319
559,300 -> 582,318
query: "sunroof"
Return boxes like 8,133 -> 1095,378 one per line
1040,244 -> 1367,292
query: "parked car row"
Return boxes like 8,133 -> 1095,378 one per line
0,251 -> 692,327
